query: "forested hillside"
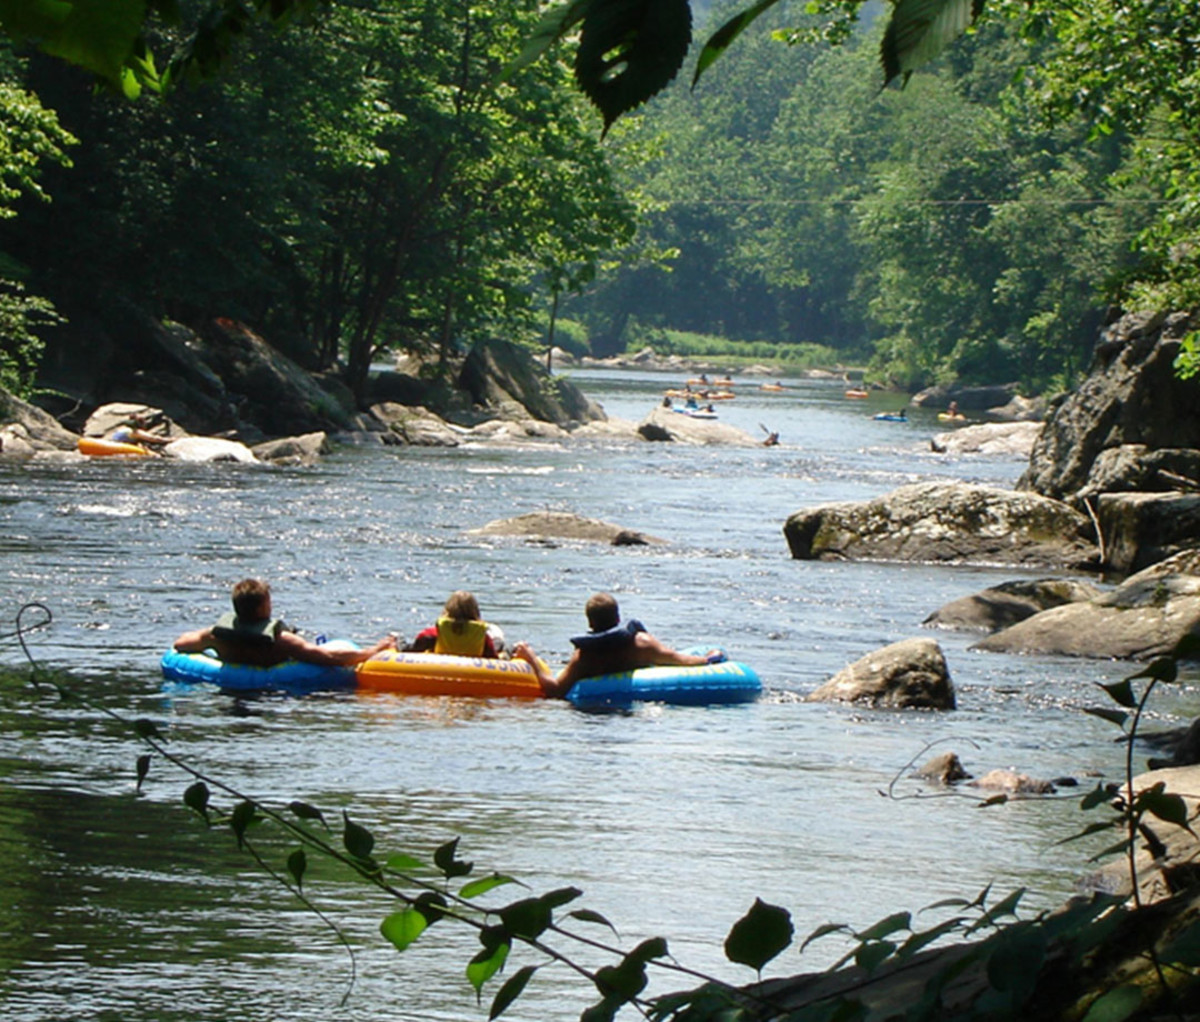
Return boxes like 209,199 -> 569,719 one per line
1,0 -> 1198,404
565,1 -> 1169,393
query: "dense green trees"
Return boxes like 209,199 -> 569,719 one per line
566,5 -> 1159,390
0,0 -> 636,401
0,71 -> 73,395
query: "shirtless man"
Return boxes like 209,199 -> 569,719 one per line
173,578 -> 396,666
513,591 -> 723,698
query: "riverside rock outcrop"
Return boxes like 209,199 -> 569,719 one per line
928,421 -> 1043,458
924,578 -> 1103,633
1019,310 -> 1200,506
783,481 -> 1098,568
972,552 -> 1200,660
458,338 -> 606,426
807,637 -> 956,710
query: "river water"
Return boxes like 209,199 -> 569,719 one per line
0,369 -> 1186,1021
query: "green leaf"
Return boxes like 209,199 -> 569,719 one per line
1136,787 -> 1190,829
724,898 -> 794,971
855,911 -> 911,942
594,937 -> 668,1000
133,717 -> 163,741
135,754 -> 151,792
541,886 -> 584,910
1081,985 -> 1142,1022
385,852 -> 427,874
288,801 -> 328,829
467,940 -> 510,996
1089,837 -> 1133,862
505,0 -> 592,78
460,874 -> 517,899
489,964 -> 538,1020
1099,678 -> 1137,708
1058,819 -> 1122,845
1129,656 -> 1177,684
575,0 -> 692,134
0,0 -> 146,86
896,917 -> 966,959
800,921 -> 851,951
380,908 -> 428,951
287,848 -> 306,891
881,0 -> 985,90
230,800 -> 256,848
568,908 -> 619,935
342,811 -> 374,859
1083,706 -> 1129,728
1080,784 -> 1120,811
855,939 -> 896,973
978,793 -> 1009,807
183,781 -> 210,823
693,0 -> 782,87
414,891 -> 448,925
434,836 -> 473,879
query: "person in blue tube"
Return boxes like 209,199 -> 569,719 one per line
512,591 -> 723,699
173,578 -> 397,667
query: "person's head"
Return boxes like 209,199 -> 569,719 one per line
232,578 -> 272,621
443,590 -> 481,622
584,592 -> 620,632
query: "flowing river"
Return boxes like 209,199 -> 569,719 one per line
0,369 -> 1180,1021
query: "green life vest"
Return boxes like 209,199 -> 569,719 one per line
212,611 -> 283,648
433,616 -> 489,657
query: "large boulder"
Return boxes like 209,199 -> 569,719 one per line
0,384 -> 78,450
924,578 -> 1103,633
194,318 -> 358,438
807,637 -> 956,710
638,406 -> 760,446
783,482 -> 1098,569
458,338 -> 605,426
929,421 -> 1043,458
1096,491 -> 1200,573
972,554 -> 1200,660
912,383 -> 1020,410
163,436 -> 258,463
370,403 -> 462,447
1019,310 -> 1200,505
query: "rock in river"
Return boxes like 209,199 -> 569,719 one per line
470,511 -> 665,546
807,637 -> 956,710
783,481 -> 1098,569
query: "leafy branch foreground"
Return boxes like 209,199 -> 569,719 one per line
11,603 -> 1200,1021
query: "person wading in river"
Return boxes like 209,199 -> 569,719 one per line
173,578 -> 397,666
512,591 -> 723,698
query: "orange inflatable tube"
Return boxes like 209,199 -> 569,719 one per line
356,650 -> 545,699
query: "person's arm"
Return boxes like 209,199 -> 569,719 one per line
174,627 -> 216,653
635,633 -> 723,668
277,631 -> 397,666
512,642 -> 580,699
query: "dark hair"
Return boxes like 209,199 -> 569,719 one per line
584,592 -> 620,632
232,578 -> 271,620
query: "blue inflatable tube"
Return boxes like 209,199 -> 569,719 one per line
566,660 -> 762,709
161,648 -> 356,694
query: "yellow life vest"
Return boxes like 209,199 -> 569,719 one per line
433,616 -> 489,657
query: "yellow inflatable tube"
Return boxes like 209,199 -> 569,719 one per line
78,436 -> 153,457
356,650 -> 545,699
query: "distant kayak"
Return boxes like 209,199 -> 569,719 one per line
844,389 -> 869,399
873,412 -> 907,422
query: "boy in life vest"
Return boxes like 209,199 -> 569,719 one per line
173,578 -> 397,666
513,591 -> 723,699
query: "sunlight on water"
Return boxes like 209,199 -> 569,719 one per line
0,369 -> 1184,1021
